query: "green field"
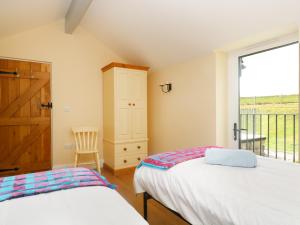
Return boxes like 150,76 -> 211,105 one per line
240,95 -> 299,105
240,95 -> 299,154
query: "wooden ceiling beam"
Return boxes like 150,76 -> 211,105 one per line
65,0 -> 93,34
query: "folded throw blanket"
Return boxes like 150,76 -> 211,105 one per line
137,146 -> 222,170
205,148 -> 257,168
0,167 -> 115,202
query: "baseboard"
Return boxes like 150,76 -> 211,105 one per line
53,159 -> 104,170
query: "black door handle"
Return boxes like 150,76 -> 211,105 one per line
233,123 -> 247,141
41,102 -> 53,109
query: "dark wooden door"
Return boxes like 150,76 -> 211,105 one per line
0,58 -> 51,176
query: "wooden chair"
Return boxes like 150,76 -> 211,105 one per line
72,127 -> 101,173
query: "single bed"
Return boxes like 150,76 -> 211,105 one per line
0,169 -> 148,225
134,155 -> 300,225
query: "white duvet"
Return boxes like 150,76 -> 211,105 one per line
0,186 -> 148,225
134,156 -> 300,225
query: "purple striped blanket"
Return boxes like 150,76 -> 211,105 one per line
0,167 -> 115,202
137,146 -> 222,170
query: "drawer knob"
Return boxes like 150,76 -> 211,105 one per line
123,148 -> 127,151
133,103 -> 135,106
123,159 -> 127,163
137,146 -> 141,149
137,157 -> 141,161
128,103 -> 131,106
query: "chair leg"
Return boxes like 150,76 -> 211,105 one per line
95,152 -> 101,174
74,153 -> 78,168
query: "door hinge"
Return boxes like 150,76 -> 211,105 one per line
0,167 -> 19,173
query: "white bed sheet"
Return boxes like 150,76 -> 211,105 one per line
134,156 -> 300,225
0,186 -> 148,225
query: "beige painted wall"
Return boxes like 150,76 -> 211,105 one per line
148,53 -> 228,154
215,52 -> 228,146
0,20 -> 124,167
148,54 -> 218,154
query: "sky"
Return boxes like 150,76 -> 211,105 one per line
240,43 -> 299,97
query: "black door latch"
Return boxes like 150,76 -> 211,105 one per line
41,102 -> 53,109
233,123 -> 247,141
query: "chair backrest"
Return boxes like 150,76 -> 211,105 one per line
72,127 -> 98,152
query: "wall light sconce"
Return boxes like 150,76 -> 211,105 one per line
160,83 -> 172,93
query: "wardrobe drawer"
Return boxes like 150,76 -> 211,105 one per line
116,143 -> 132,154
130,142 -> 147,153
116,142 -> 148,155
115,153 -> 147,168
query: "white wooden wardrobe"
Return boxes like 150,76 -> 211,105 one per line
102,63 -> 149,174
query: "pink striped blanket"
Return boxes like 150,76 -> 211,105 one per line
0,167 -> 115,202
137,146 -> 222,170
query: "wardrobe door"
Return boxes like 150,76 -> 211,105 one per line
115,70 -> 132,140
131,71 -> 147,139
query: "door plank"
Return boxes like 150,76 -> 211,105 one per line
30,81 -> 42,117
19,76 -> 31,147
0,126 -> 9,162
8,71 -> 21,161
0,79 -> 9,112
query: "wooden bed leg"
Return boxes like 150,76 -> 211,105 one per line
143,192 -> 149,220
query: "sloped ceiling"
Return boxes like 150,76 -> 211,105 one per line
81,0 -> 300,69
0,0 -> 71,38
0,0 -> 300,70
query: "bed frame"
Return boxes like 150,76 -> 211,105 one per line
143,192 -> 191,224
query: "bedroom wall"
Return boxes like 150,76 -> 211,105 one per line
148,53 -> 226,154
0,20 -> 125,167
148,53 -> 228,154
215,52 -> 228,146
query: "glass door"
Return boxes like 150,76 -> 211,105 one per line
237,42 -> 299,162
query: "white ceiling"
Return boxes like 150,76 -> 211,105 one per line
81,0 -> 300,69
0,0 -> 71,38
0,0 -> 300,69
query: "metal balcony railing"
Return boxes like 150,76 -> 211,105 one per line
239,113 -> 298,162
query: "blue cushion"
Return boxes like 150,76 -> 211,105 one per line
205,149 -> 257,168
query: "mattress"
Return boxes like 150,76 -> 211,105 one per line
0,186 -> 148,225
134,156 -> 300,225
